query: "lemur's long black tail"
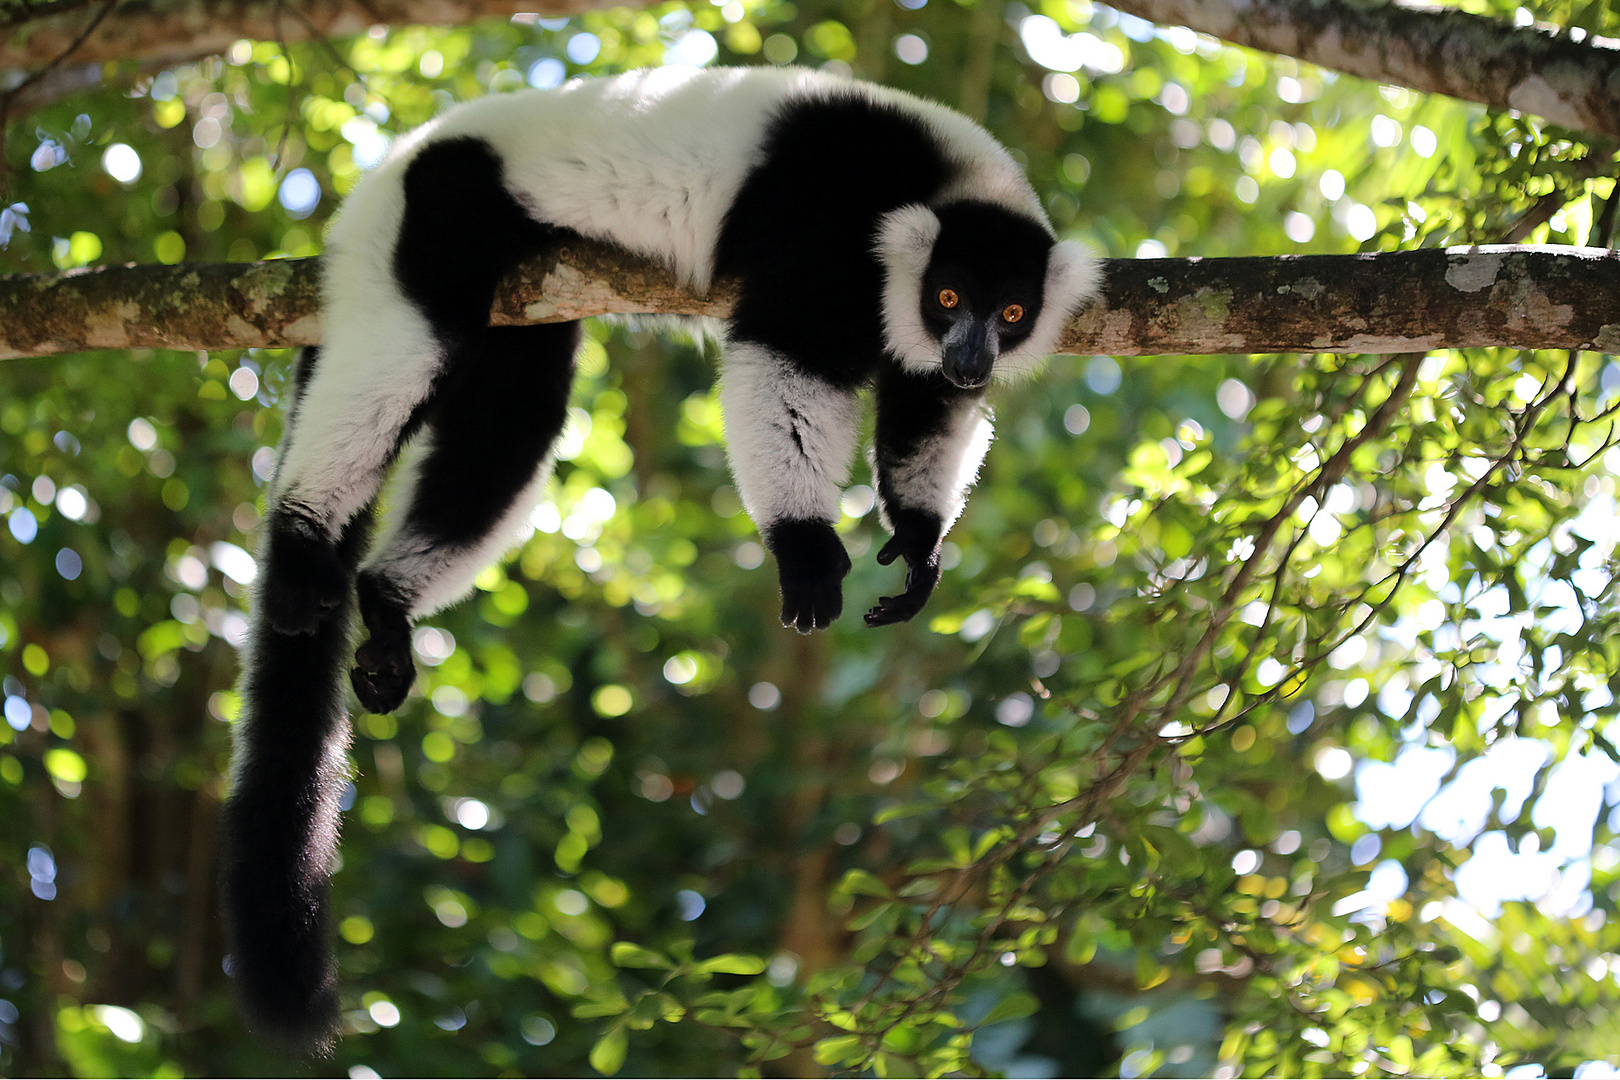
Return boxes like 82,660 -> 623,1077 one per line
220,345 -> 368,1055
220,524 -> 364,1055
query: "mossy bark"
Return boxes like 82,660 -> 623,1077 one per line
3,244 -> 1616,360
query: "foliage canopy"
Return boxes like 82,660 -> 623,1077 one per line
2,0 -> 1620,1075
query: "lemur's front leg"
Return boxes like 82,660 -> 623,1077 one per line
866,366 -> 994,626
720,341 -> 861,633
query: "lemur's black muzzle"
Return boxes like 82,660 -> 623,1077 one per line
942,321 -> 992,389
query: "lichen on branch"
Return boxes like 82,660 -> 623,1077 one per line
1,243 -> 1616,361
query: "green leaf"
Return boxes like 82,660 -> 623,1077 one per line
573,995 -> 631,1019
812,1034 -> 864,1067
692,953 -> 768,976
624,991 -> 685,1026
848,901 -> 896,932
979,992 -> 1039,1027
904,857 -> 960,874
610,942 -> 676,970
589,1026 -> 628,1076
835,869 -> 892,898
874,801 -> 930,824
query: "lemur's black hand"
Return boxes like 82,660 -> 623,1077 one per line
767,519 -> 852,633
865,525 -> 942,627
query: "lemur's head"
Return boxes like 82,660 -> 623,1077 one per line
877,200 -> 1100,388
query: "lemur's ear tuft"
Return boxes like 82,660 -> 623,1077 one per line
874,204 -> 941,278
1045,239 -> 1104,316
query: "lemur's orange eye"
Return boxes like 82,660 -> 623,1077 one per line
1002,304 -> 1025,323
937,288 -> 960,309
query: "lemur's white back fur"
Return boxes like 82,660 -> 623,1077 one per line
330,66 -> 1045,293
284,66 -> 1094,551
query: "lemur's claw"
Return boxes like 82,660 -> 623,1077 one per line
780,581 -> 844,633
351,570 -> 415,713
864,594 -> 924,626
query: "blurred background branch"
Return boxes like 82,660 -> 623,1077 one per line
1108,0 -> 1620,140
2,0 -> 638,70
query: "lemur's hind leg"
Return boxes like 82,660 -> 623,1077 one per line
275,133 -> 570,711
352,321 -> 580,714
260,347 -> 372,637
265,135 -> 559,639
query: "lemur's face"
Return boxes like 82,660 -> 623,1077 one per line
922,202 -> 1056,389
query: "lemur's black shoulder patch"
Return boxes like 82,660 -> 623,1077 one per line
715,91 -> 957,388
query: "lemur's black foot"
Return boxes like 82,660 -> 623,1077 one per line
766,519 -> 852,633
262,513 -> 350,636
863,510 -> 943,627
350,572 -> 415,714
351,638 -> 414,715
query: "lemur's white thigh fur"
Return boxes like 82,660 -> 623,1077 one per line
272,168 -> 435,534
720,340 -> 861,528
270,328 -> 439,534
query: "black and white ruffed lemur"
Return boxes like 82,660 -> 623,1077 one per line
221,64 -> 1101,1053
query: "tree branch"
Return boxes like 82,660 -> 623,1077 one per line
1106,0 -> 1620,140
1,0 -> 636,71
1,243 -> 1615,360
1076,245 -> 1620,356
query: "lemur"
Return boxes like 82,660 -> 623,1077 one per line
222,64 -> 1100,1052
